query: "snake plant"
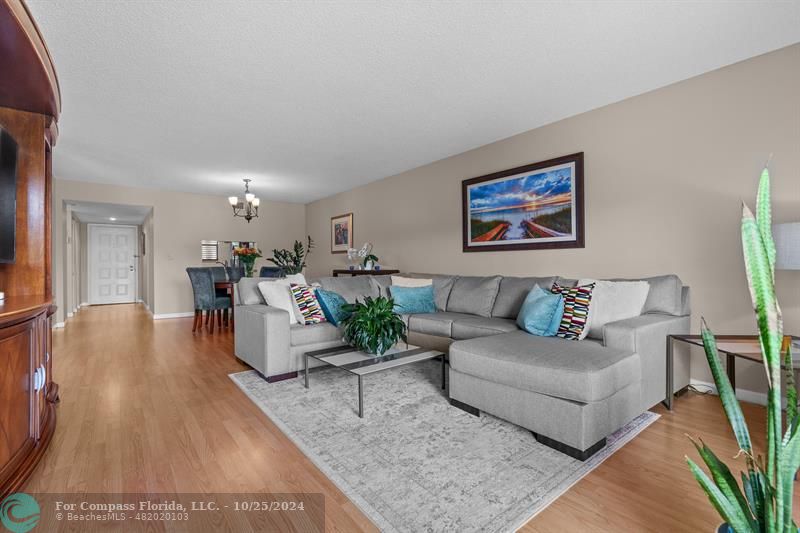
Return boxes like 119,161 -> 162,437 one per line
687,168 -> 799,532
341,296 -> 407,356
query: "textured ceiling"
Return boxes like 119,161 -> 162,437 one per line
28,1 -> 800,204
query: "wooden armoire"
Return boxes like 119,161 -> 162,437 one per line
0,0 -> 60,499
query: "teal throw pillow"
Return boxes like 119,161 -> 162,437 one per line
315,289 -> 350,326
390,285 -> 436,314
517,285 -> 564,336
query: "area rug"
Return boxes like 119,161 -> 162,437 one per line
230,360 -> 658,533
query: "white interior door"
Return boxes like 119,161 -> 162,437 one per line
89,224 -> 137,305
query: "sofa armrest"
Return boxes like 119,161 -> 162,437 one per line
603,313 -> 690,410
234,304 -> 291,377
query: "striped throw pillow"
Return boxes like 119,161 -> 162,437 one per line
290,283 -> 327,325
551,282 -> 595,340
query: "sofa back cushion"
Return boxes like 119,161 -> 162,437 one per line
446,275 -> 501,317
317,276 -> 379,303
611,274 -> 684,316
369,275 -> 393,297
236,277 -> 270,305
491,276 -> 557,318
402,273 -> 457,311
558,274 -> 685,317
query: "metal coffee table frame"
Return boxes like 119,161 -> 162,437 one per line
304,343 -> 446,418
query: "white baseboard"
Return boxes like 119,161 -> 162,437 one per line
52,322 -> 65,329
80,302 -> 89,307
690,379 -> 768,406
153,311 -> 194,320
67,312 -> 73,318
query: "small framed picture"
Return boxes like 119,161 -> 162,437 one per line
331,213 -> 354,254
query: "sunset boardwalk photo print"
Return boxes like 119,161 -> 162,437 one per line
462,153 -> 584,251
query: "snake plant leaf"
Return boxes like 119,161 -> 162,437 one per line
741,471 -> 768,527
779,419 -> 800,532
756,168 -> 777,277
690,438 -> 757,531
701,320 -> 753,454
687,457 -> 756,533
785,343 -> 798,425
741,202 -> 783,388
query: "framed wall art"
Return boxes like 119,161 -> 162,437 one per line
462,152 -> 584,252
331,212 -> 354,253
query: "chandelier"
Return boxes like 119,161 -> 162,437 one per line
228,179 -> 260,223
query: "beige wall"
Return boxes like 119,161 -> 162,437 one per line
54,180 -> 307,323
306,44 -> 800,398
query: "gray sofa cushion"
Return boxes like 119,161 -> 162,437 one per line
290,322 -> 342,346
451,317 -> 519,340
402,273 -> 457,311
408,312 -> 474,338
236,277 -> 270,305
491,276 -> 557,318
317,276 -> 379,303
369,275 -> 393,297
449,331 -> 639,403
557,274 -> 685,316
446,275 -> 501,317
612,274 -> 684,316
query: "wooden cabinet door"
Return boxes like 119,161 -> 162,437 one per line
0,320 -> 35,483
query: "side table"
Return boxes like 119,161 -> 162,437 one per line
665,334 -> 798,410
332,269 -> 400,277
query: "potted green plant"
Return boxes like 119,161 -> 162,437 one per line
268,236 -> 314,275
362,253 -> 379,270
341,296 -> 407,356
687,168 -> 798,533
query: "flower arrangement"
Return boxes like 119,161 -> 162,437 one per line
233,246 -> 262,277
348,243 -> 378,270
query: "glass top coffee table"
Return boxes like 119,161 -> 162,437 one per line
304,343 -> 446,418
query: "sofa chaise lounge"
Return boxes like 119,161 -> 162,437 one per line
234,273 -> 690,460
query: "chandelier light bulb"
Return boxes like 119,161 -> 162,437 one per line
245,193 -> 255,203
228,196 -> 239,206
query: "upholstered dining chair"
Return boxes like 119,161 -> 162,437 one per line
258,266 -> 284,278
186,267 -> 232,333
226,266 -> 245,282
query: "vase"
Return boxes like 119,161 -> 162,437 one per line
365,260 -> 374,270
243,261 -> 255,278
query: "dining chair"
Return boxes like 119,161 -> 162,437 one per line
186,267 -> 232,334
226,266 -> 245,282
209,266 -> 233,327
259,266 -> 284,278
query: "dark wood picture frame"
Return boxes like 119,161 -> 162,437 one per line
462,152 -> 584,252
330,212 -> 354,254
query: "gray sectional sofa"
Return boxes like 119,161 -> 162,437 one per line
234,272 -> 690,460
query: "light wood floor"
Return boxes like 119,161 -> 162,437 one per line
27,304 -> 797,531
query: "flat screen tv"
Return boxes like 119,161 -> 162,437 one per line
0,128 -> 18,263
